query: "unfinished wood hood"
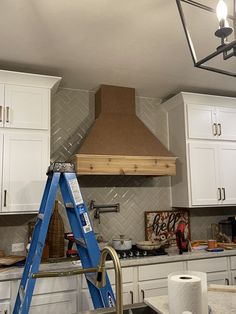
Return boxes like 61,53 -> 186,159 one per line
70,85 -> 176,175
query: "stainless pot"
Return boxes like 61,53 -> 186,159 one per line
112,235 -> 132,251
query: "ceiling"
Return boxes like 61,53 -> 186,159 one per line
1,0 -> 236,99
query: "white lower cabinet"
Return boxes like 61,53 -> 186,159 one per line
6,255 -> 236,312
11,276 -> 78,314
230,256 -> 236,285
0,281 -> 10,314
187,257 -> 230,285
0,302 -> 10,314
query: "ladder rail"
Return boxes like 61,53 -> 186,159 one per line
13,163 -> 116,314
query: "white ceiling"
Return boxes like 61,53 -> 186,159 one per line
1,0 -> 236,99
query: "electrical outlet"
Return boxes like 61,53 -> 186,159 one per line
12,242 -> 25,252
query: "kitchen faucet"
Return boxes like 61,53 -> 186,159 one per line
33,245 -> 123,314
96,246 -> 123,314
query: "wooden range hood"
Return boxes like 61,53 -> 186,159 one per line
71,85 -> 176,175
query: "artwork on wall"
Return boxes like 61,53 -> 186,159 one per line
145,210 -> 190,245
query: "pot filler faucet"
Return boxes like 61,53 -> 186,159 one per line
90,200 -> 120,223
33,246 -> 123,314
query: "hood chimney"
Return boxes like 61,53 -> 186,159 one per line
70,85 -> 176,175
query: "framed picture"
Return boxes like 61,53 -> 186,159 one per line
145,210 -> 190,245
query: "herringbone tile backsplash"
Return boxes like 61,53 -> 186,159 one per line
51,89 -> 171,243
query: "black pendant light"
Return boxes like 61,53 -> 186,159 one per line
176,0 -> 236,77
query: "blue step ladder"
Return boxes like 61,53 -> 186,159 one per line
13,162 -> 115,314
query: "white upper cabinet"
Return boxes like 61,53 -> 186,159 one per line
165,92 -> 236,207
4,85 -> 50,130
187,103 -> 236,141
0,70 -> 61,214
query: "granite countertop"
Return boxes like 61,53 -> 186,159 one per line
144,291 -> 236,314
0,249 -> 236,282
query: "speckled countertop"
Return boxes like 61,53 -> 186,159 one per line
144,291 -> 236,314
0,249 -> 236,282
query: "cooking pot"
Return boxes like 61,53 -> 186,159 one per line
112,235 -> 132,251
136,238 -> 170,251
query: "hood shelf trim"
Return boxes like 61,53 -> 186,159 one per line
70,154 -> 176,176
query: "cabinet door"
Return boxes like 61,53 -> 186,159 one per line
188,142 -> 219,205
217,107 -> 236,140
0,133 -> 3,210
231,270 -> 236,285
0,84 -> 4,128
186,104 -> 216,139
0,302 -> 10,314
207,272 -> 230,285
218,144 -> 236,205
2,132 -> 49,212
4,85 -> 49,130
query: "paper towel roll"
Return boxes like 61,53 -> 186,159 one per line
168,271 -> 208,314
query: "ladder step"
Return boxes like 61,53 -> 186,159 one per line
65,202 -> 74,208
74,237 -> 87,248
37,213 -> 44,220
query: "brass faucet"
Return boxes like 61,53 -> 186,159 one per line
96,246 -> 123,314
32,245 -> 123,314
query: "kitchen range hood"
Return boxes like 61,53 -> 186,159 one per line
70,85 -> 176,175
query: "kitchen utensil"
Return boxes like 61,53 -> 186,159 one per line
112,235 -> 132,251
136,240 -> 163,251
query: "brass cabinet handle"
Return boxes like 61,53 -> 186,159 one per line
213,123 -> 217,136
222,188 -> 226,201
0,105 -> 3,122
129,291 -> 134,304
225,278 -> 229,285
218,188 -> 222,201
217,123 -> 222,136
3,190 -> 7,207
6,106 -> 9,123
141,289 -> 145,301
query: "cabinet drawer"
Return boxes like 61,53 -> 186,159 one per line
138,262 -> 185,281
188,257 -> 227,273
138,279 -> 168,301
230,256 -> 236,269
30,291 -> 77,314
82,267 -> 133,288
0,281 -> 10,300
34,276 -> 77,295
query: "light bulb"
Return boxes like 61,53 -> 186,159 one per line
216,0 -> 228,22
